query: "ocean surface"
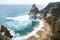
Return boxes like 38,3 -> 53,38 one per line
0,5 -> 44,40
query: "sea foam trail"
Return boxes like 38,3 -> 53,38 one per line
6,14 -> 44,40
11,20 -> 44,40
6,15 -> 29,21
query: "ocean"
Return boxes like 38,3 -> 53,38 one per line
0,5 -> 44,40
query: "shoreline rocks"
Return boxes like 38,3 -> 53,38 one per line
0,25 -> 13,40
28,4 -> 40,20
27,2 -> 60,40
40,2 -> 60,40
0,2 -> 60,40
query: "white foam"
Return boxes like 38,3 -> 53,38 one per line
11,19 -> 44,40
6,14 -> 29,21
33,34 -> 40,38
6,14 -> 44,40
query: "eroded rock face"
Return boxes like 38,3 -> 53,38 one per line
0,25 -> 13,40
52,18 -> 60,40
28,2 -> 60,40
40,2 -> 60,40
30,4 -> 40,13
28,4 -> 40,20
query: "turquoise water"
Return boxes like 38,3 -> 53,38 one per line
0,5 -> 31,17
0,5 -> 41,36
2,20 -> 39,36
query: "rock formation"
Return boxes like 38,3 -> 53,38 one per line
40,2 -> 60,40
0,25 -> 13,40
28,4 -> 40,20
0,2 -> 60,40
27,2 -> 60,40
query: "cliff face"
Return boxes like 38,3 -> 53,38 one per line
28,3 -> 60,40
40,2 -> 60,13
30,4 -> 40,13
40,2 -> 60,40
28,4 -> 40,20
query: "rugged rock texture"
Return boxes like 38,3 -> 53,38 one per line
28,4 -> 40,20
27,2 -> 60,40
40,2 -> 60,13
30,4 -> 40,13
0,2 -> 60,40
0,25 -> 13,40
40,2 -> 60,40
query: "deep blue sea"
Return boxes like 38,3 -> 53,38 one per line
0,5 -> 44,39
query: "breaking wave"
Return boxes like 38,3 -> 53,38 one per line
1,14 -> 44,40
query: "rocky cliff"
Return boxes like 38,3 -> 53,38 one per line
40,2 -> 60,13
28,4 -> 40,20
28,2 -> 60,40
40,2 -> 60,40
0,2 -> 60,40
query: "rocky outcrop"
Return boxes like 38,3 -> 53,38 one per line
27,2 -> 60,40
28,4 -> 40,20
30,4 -> 40,13
40,2 -> 60,18
40,2 -> 60,13
40,2 -> 60,40
0,25 -> 13,40
52,18 -> 60,40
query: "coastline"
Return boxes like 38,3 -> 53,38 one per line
12,19 -> 44,40
26,19 -> 52,40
